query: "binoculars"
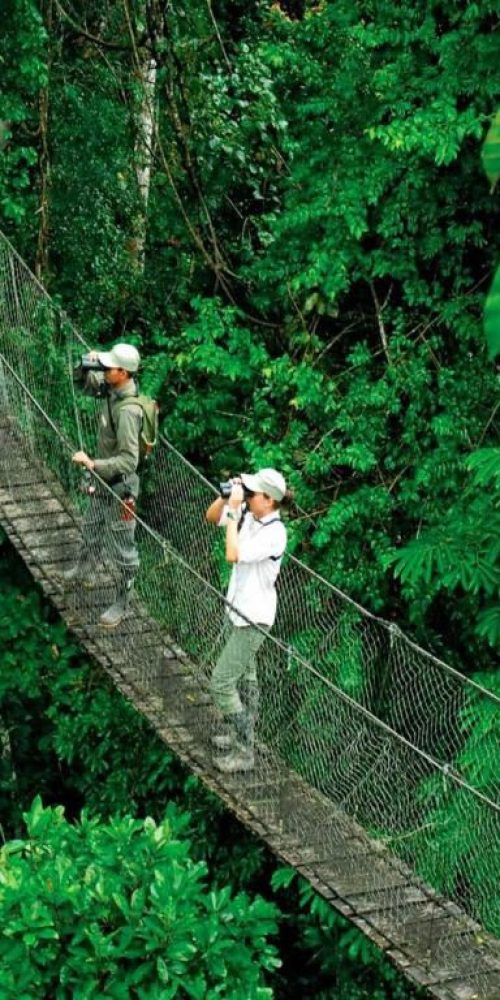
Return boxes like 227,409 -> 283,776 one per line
219,479 -> 254,500
80,353 -> 104,372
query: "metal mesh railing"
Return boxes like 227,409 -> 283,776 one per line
0,230 -> 498,997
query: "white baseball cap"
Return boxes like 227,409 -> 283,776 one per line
97,343 -> 140,373
241,468 -> 286,502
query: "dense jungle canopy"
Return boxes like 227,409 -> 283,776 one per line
0,1 -> 498,997
1,0 -> 499,666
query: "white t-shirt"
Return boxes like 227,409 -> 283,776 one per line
219,507 -> 287,627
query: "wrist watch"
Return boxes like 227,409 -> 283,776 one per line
226,510 -> 238,521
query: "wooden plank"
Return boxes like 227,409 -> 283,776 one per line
350,883 -> 432,915
312,861 -> 415,896
9,512 -> 75,532
376,905 -> 473,953
0,483 -> 62,503
19,527 -> 79,547
2,498 -> 66,516
431,972 -> 500,1000
0,467 -> 53,486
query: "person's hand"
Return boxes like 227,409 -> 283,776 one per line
228,482 -> 243,510
87,350 -> 99,362
72,451 -> 95,471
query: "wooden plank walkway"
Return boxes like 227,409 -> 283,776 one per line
0,419 -> 499,1000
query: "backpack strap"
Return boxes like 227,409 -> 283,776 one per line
107,392 -> 143,435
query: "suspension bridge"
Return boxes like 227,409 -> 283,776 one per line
0,231 -> 498,1000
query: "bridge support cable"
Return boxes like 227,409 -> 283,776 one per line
0,230 -> 499,1000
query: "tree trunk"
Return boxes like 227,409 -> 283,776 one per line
130,56 -> 157,270
35,0 -> 53,281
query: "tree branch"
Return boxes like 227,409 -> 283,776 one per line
369,279 -> 391,364
206,0 -> 231,72
55,0 -> 132,50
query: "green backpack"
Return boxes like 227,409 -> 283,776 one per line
111,394 -> 160,470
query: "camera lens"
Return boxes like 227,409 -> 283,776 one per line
219,480 -> 233,498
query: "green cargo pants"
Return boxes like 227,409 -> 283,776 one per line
77,491 -> 139,576
210,623 -> 268,716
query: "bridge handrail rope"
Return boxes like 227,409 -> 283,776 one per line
161,433 -> 500,705
56,297 -> 499,718
0,231 -> 497,706
2,347 -> 496,812
1,229 -> 498,999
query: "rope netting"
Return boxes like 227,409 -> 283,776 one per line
0,231 -> 498,996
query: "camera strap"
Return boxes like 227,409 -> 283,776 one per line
241,513 -> 285,561
107,394 -> 114,432
259,518 -> 285,561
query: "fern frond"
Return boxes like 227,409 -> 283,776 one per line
475,605 -> 500,647
393,517 -> 500,595
466,448 -> 500,488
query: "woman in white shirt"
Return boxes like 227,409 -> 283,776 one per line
205,468 -> 288,773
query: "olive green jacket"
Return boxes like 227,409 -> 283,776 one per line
82,372 -> 142,497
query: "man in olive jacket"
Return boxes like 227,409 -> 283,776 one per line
63,343 -> 142,628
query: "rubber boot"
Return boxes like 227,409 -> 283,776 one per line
99,573 -> 134,629
243,681 -> 259,751
58,554 -> 96,588
214,710 -> 255,773
211,727 -> 233,753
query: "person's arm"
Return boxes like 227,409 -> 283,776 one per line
206,496 -> 225,524
225,483 -> 243,563
82,370 -> 106,396
71,358 -> 100,468
72,450 -> 95,472
73,351 -> 106,397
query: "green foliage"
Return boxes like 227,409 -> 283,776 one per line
481,109 -> 500,192
0,0 -> 47,232
2,3 -> 499,994
483,263 -> 500,360
0,528 -> 418,1000
0,540 -> 252,874
0,578 -> 80,826
409,672 -> 500,934
48,55 -> 143,330
161,297 -> 270,469
393,448 -> 500,647
3,0 -> 499,670
480,108 -> 500,358
0,797 -> 279,999
139,0 -> 499,663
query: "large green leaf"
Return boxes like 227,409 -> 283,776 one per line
484,263 -> 500,361
481,110 -> 500,192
